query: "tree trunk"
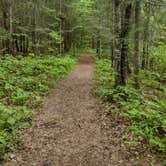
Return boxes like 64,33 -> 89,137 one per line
2,11 -> 9,53
120,3 -> 132,85
9,1 -> 13,54
111,3 -> 115,67
142,2 -> 150,69
64,20 -> 72,53
134,0 -> 141,87
114,0 -> 121,86
111,42 -> 115,67
96,38 -> 101,56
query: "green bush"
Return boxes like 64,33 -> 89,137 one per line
0,104 -> 32,157
0,55 -> 76,160
96,59 -> 166,154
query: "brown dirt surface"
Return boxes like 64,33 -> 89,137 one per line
4,55 -> 162,166
79,54 -> 95,64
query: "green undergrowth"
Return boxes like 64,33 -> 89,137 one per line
0,55 -> 76,161
96,59 -> 166,156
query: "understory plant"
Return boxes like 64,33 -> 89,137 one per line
96,59 -> 166,155
0,55 -> 76,161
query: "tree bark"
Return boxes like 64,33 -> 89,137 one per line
9,1 -> 13,54
114,0 -> 121,86
120,3 -> 132,85
96,38 -> 101,56
134,0 -> 141,87
142,2 -> 150,69
2,11 -> 9,53
111,2 -> 115,67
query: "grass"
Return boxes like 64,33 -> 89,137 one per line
0,55 -> 76,161
96,59 -> 166,157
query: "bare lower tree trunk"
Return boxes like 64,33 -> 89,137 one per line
111,42 -> 115,67
96,38 -> 101,56
9,1 -> 13,54
2,11 -> 9,53
134,0 -> 141,87
142,2 -> 150,69
120,3 -> 132,85
114,0 -> 121,86
111,2 -> 115,67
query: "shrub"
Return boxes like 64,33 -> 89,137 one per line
96,59 -> 166,154
0,55 -> 76,160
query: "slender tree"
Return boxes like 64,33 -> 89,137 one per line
134,0 -> 141,87
114,0 -> 121,86
142,1 -> 150,69
120,2 -> 132,85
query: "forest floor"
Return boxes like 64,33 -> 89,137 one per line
4,55 -> 161,166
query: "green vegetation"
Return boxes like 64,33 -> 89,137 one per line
96,59 -> 166,154
0,0 -> 165,163
0,55 -> 76,160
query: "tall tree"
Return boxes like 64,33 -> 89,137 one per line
134,0 -> 141,87
114,0 -> 121,86
142,1 -> 150,69
120,1 -> 132,85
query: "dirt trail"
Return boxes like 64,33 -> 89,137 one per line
4,55 -> 159,166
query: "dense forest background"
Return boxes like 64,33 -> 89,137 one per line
0,0 -> 165,86
0,0 -> 166,163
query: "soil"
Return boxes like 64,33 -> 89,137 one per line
4,54 -> 162,166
